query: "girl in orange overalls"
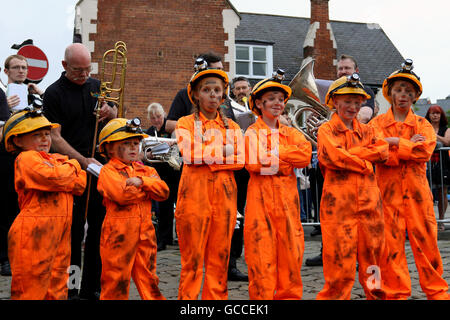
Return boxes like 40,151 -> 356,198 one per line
370,60 -> 450,300
174,58 -> 244,300
3,108 -> 86,300
244,70 -> 312,299
316,74 -> 389,300
97,117 -> 169,300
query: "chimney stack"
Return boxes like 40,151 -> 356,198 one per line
303,0 -> 337,80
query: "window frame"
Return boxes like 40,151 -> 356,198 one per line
235,44 -> 273,79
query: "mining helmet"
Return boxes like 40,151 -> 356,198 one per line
325,73 -> 371,109
248,69 -> 292,116
187,57 -> 229,105
382,59 -> 422,104
98,117 -> 148,156
3,106 -> 59,153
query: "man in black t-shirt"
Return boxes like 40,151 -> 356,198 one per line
165,52 -> 224,134
44,43 -> 117,300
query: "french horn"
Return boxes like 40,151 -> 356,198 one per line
288,56 -> 332,147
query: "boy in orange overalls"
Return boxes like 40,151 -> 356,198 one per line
174,58 -> 244,300
244,70 -> 312,299
97,117 -> 169,300
370,60 -> 450,300
3,107 -> 86,300
316,74 -> 389,300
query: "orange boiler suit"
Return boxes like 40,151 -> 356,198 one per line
244,117 -> 312,300
370,108 -> 450,300
175,112 -> 244,300
8,150 -> 86,300
316,113 -> 389,300
97,157 -> 169,300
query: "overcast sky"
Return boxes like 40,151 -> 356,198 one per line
1,0 -> 448,102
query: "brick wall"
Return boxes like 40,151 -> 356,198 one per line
304,0 -> 336,80
90,0 -> 232,128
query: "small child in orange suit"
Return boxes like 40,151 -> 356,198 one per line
97,117 -> 169,300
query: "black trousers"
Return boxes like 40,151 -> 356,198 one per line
70,175 -> 106,298
229,168 -> 250,270
154,163 -> 181,246
0,151 -> 19,264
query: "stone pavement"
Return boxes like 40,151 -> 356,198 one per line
1,225 -> 450,300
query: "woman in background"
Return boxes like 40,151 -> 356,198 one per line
425,104 -> 450,231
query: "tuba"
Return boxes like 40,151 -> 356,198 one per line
288,56 -> 332,147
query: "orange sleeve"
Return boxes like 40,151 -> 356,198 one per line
209,120 -> 245,172
346,127 -> 389,163
278,127 -> 312,169
317,124 -> 373,175
368,116 -> 400,166
245,126 -> 282,175
138,166 -> 170,202
176,116 -> 244,171
97,164 -> 147,206
397,118 -> 436,162
15,151 -> 87,194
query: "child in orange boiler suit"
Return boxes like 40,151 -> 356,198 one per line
97,117 -> 169,300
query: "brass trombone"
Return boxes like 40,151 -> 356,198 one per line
93,41 -> 128,117
84,41 -> 128,220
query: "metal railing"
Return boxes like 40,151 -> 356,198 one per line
299,148 -> 450,226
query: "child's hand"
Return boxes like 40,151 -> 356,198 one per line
126,177 -> 143,188
223,144 -> 234,157
410,134 -> 425,143
385,137 -> 400,146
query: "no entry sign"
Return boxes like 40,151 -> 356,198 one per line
17,45 -> 49,82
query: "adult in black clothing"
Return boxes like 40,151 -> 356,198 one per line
165,52 -> 224,134
0,87 -> 16,276
145,102 -> 181,251
425,105 -> 450,232
43,43 -> 117,300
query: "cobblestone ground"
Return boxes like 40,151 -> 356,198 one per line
1,225 -> 449,300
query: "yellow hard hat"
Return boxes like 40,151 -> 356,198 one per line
98,117 -> 148,156
382,59 -> 422,104
325,73 -> 371,109
248,69 -> 292,116
187,57 -> 229,105
3,108 -> 59,153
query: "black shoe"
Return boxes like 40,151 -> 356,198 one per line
68,290 -> 81,300
310,226 -> 321,237
305,254 -> 323,267
0,261 -> 11,276
228,268 -> 248,282
79,291 -> 101,300
157,242 -> 166,251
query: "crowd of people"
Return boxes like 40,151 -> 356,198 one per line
0,41 -> 449,301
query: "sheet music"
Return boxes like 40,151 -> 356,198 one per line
87,163 -> 103,177
7,83 -> 28,111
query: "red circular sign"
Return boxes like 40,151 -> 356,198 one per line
17,45 -> 49,81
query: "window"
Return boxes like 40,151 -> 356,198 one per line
235,44 -> 273,79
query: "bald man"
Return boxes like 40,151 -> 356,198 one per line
43,42 -> 117,300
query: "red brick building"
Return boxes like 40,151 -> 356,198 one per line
74,0 -> 240,126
